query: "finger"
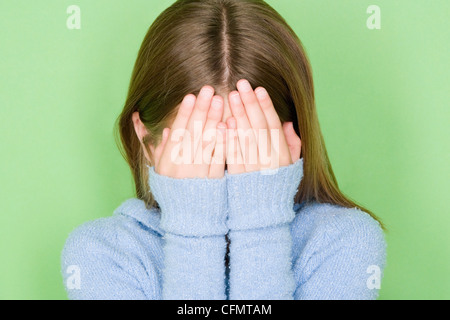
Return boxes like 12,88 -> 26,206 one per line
204,95 -> 224,128
199,95 -> 224,166
187,86 -> 215,132
161,94 -> 196,165
201,95 -> 224,154
170,94 -> 196,133
255,87 -> 292,166
209,122 -> 227,179
283,122 -> 302,163
236,79 -> 269,134
187,86 -> 215,160
154,128 -> 170,173
236,80 -> 274,168
160,94 -> 197,167
228,91 -> 259,172
254,87 -> 282,130
226,117 -> 246,175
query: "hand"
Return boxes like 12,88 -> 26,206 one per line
226,79 -> 301,175
153,86 -> 227,179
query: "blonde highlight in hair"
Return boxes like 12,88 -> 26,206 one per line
115,0 -> 384,228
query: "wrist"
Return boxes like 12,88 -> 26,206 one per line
225,158 -> 304,230
148,166 -> 228,237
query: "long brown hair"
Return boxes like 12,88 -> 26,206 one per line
115,0 -> 384,228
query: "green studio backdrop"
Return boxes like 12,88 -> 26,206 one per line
0,0 -> 448,300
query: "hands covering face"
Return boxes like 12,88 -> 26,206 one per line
152,80 -> 302,179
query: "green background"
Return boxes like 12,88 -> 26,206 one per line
0,0 -> 448,300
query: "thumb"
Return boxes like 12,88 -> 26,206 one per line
154,128 -> 170,170
282,122 -> 302,162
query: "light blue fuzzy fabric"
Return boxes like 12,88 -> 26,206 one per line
61,158 -> 386,300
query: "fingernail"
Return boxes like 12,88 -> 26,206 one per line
211,96 -> 223,109
201,86 -> 214,97
183,94 -> 196,106
230,92 -> 240,104
255,87 -> 268,99
238,80 -> 252,92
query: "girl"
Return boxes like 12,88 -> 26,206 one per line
61,0 -> 386,300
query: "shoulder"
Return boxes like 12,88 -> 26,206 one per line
291,201 -> 386,261
290,202 -> 387,300
60,198 -> 164,299
61,198 -> 163,269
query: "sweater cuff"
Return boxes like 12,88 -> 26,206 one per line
148,166 -> 228,237
225,158 -> 304,231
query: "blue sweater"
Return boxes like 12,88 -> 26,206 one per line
61,158 -> 386,300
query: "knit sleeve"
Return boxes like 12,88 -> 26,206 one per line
225,158 -> 304,300
148,167 -> 228,300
